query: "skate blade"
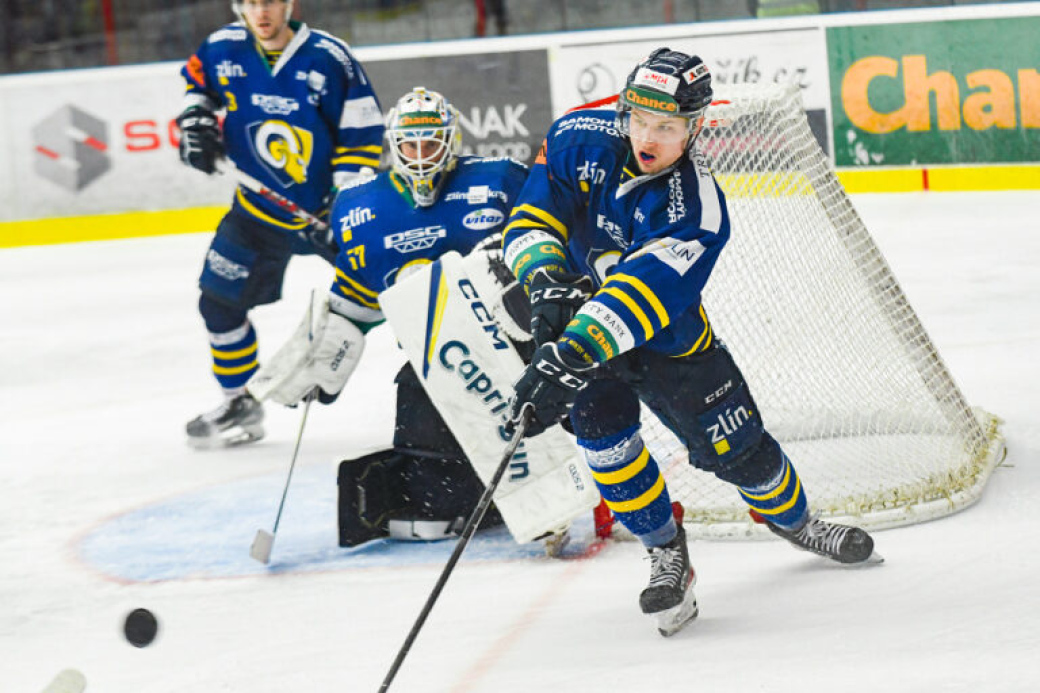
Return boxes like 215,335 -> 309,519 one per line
655,588 -> 699,637
187,424 -> 265,450
847,550 -> 885,566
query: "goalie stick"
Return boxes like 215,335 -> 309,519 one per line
377,412 -> 531,693
250,388 -> 316,564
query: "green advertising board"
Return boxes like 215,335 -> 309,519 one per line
828,18 -> 1040,167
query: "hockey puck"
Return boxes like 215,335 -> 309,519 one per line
123,608 -> 158,647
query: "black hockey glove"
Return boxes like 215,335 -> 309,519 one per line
300,219 -> 338,264
507,343 -> 596,438
528,268 -> 595,346
176,106 -> 224,175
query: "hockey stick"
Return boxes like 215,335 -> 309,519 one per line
249,388 -> 317,564
220,161 -> 329,231
377,412 -> 531,693
40,669 -> 86,693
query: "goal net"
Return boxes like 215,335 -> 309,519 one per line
640,83 -> 1005,539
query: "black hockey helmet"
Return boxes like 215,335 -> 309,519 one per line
618,48 -> 713,117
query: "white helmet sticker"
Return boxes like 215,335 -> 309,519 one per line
682,63 -> 710,84
632,67 -> 679,95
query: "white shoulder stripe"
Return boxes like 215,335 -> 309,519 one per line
693,155 -> 722,233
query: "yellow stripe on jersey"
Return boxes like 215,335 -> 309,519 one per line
336,145 -> 382,155
332,154 -> 382,167
510,204 -> 569,240
604,273 -> 669,328
675,304 -> 714,357
603,473 -> 666,514
236,189 -> 308,230
502,217 -> 551,236
335,267 -> 378,298
600,286 -> 653,340
590,448 -> 650,485
334,283 -> 380,309
211,342 -> 258,360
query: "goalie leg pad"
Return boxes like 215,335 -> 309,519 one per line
392,363 -> 466,460
248,291 -> 365,405
337,450 -> 500,547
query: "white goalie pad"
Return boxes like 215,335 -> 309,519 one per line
248,291 -> 365,406
380,250 -> 600,544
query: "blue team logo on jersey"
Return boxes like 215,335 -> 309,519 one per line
462,208 -> 504,231
248,120 -> 314,186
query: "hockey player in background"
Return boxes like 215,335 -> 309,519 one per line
504,48 -> 878,635
177,0 -> 384,448
248,87 -> 532,544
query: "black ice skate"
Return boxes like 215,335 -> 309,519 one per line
640,523 -> 698,636
186,392 -> 265,449
753,510 -> 880,565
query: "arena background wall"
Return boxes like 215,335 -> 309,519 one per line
2,2 -> 1037,247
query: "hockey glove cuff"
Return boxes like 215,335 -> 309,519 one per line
507,343 -> 596,438
528,268 -> 595,346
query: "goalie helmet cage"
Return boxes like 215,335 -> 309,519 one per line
639,83 -> 1004,539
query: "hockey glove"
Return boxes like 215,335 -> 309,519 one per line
299,218 -> 338,264
507,342 -> 596,438
176,106 -> 224,175
528,268 -> 595,346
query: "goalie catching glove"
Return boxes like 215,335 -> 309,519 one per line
176,104 -> 224,175
528,268 -> 595,345
248,291 -> 365,406
507,342 -> 596,438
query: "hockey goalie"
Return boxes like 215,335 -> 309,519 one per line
247,87 -> 599,549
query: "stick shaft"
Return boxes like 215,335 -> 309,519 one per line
271,393 -> 313,534
377,416 -> 529,692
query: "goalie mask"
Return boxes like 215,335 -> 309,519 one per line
386,87 -> 462,207
616,48 -> 713,150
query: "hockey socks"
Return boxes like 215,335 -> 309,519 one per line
738,452 -> 808,531
209,320 -> 259,391
580,426 -> 675,547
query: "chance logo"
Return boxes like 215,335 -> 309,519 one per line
32,105 -> 110,192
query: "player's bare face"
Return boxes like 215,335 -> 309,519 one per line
627,109 -> 694,175
241,0 -> 291,48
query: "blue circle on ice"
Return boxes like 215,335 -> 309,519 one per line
76,465 -> 595,582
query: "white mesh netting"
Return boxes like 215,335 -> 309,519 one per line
642,83 -> 1005,539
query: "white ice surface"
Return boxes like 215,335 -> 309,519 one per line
1,191 -> 1038,692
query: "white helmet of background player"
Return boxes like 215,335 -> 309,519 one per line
232,0 -> 294,33
615,48 -> 713,150
385,87 -> 463,207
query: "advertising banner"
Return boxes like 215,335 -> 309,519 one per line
549,29 -> 832,153
364,50 -> 551,165
0,63 -> 235,223
828,17 -> 1040,167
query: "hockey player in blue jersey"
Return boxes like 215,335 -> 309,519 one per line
504,48 -> 878,635
248,87 -> 531,544
178,0 -> 384,448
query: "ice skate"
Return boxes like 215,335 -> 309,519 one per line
186,392 -> 265,449
754,511 -> 881,565
639,524 -> 698,636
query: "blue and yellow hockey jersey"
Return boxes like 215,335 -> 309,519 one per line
181,21 -> 384,233
327,156 -> 529,326
503,103 -> 731,363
